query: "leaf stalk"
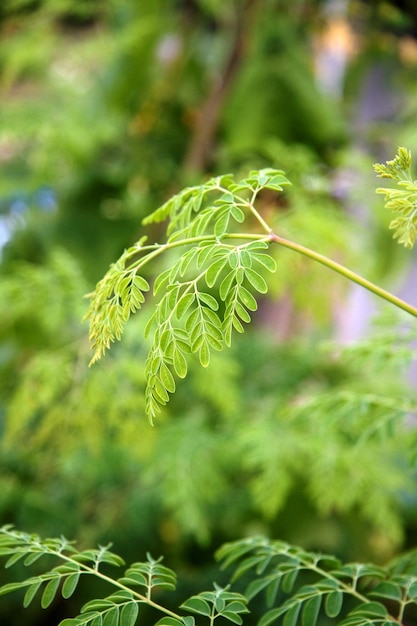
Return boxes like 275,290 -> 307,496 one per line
270,233 -> 417,319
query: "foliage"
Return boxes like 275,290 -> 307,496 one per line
0,0 -> 350,282
86,156 -> 417,422
2,1 -> 417,623
4,528 -> 417,626
86,168 -> 291,421
3,152 -> 417,622
0,526 -> 249,626
374,147 -> 417,249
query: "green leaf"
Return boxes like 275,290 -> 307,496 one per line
325,590 -> 343,617
246,241 -> 269,250
266,577 -> 281,607
206,333 -> 223,351
199,341 -> 210,367
221,612 -> 244,624
196,241 -> 217,267
4,552 -> 25,568
357,564 -> 385,579
258,607 -> 286,626
82,599 -> 115,612
242,577 -> 270,601
228,252 -> 239,269
237,286 -> 257,311
133,275 -> 150,292
181,597 -> 212,617
0,581 -> 30,597
23,552 -> 43,566
283,602 -> 301,626
219,270 -> 236,301
349,602 -> 388,617
176,294 -> 195,319
281,570 -> 298,594
160,364 -> 176,394
245,268 -> 268,293
235,302 -> 251,323
119,573 -> 147,589
153,378 -> 170,403
198,293 -> 219,310
153,268 -> 172,295
214,211 -> 230,237
370,582 -> 402,602
215,595 -> 225,612
23,580 -> 42,608
407,580 -> 417,598
252,252 -> 276,273
62,573 -> 81,599
232,315 -> 244,334
179,249 -> 198,276
120,602 -> 139,626
153,619 -> 184,626
173,349 -> 187,378
41,575 -> 61,609
230,205 -> 245,223
302,595 -> 321,626
206,258 -> 228,288
103,606 -> 119,626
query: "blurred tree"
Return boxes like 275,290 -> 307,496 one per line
1,1 -> 417,625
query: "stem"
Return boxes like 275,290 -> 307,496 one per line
270,233 -> 417,319
128,233 -> 268,271
232,188 -> 273,234
56,551 -> 183,621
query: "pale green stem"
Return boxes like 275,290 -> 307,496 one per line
128,233 -> 268,272
304,559 -> 402,624
54,551 -> 183,621
129,229 -> 417,319
270,233 -> 417,319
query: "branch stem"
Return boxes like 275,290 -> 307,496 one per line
270,233 -> 417,319
56,551 -> 183,621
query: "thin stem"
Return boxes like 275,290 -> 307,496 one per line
127,233 -> 268,272
55,551 -> 183,621
270,233 -> 417,319
235,187 -> 272,234
303,559 -> 402,625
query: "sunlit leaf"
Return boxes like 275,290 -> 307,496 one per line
325,590 -> 343,617
181,597 -> 211,617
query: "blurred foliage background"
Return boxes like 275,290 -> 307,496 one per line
1,0 -> 417,624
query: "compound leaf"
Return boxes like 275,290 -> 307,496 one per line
120,602 -> 139,626
41,575 -> 61,609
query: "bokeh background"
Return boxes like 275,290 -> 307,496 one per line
1,1 -> 417,624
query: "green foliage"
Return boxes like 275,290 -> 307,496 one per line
374,147 -> 417,249
87,155 -> 417,422
2,1 -> 417,622
217,536 -> 417,626
86,169 -> 290,422
0,526 -> 249,626
4,528 -> 417,626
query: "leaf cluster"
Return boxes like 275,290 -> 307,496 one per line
374,147 -> 417,248
218,536 -> 417,626
4,527 -> 417,626
0,526 -> 248,626
86,169 -> 290,421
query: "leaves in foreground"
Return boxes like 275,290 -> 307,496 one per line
217,536 -> 417,626
3,527 -> 417,625
86,169 -> 288,421
0,525 -> 248,626
87,152 -> 417,421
